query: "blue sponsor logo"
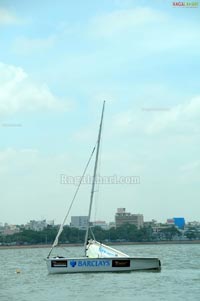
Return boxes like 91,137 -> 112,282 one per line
77,260 -> 110,267
70,260 -> 77,268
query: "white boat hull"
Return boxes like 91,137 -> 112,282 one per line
46,257 -> 161,274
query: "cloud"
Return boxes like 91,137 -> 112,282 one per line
0,148 -> 39,175
0,8 -> 20,25
180,160 -> 200,173
90,7 -> 167,37
0,147 -> 90,224
88,6 -> 200,59
179,160 -> 200,184
146,96 -> 200,134
113,0 -> 135,7
13,36 -> 56,55
113,111 -> 133,130
0,62 -> 68,115
112,95 -> 200,135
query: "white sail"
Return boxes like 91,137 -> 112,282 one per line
86,240 -> 129,258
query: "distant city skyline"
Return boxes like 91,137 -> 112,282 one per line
1,213 -> 199,227
1,1 -> 200,225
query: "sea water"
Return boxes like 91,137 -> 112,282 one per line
0,244 -> 199,301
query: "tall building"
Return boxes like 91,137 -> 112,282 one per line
115,208 -> 144,229
70,216 -> 88,229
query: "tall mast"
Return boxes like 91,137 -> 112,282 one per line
84,101 -> 105,254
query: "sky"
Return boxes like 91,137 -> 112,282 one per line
0,0 -> 200,225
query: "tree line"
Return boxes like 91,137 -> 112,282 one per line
1,223 -> 196,246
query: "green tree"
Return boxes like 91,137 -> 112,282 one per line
159,226 -> 181,240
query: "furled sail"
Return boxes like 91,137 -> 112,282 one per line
86,240 -> 129,258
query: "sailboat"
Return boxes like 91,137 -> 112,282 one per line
46,101 -> 161,273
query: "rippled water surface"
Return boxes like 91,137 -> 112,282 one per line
0,244 -> 199,301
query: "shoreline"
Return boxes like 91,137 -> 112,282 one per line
0,240 -> 200,250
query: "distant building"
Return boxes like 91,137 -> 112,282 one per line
144,219 -> 158,228
47,220 -> 54,226
173,217 -> 185,229
187,221 -> 200,227
92,220 -> 108,230
25,220 -> 47,231
166,217 -> 185,229
2,224 -> 20,235
109,222 -> 116,229
70,216 -> 88,229
167,219 -> 175,225
0,223 -> 3,234
115,208 -> 144,229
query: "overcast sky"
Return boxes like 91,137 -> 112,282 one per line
0,0 -> 200,225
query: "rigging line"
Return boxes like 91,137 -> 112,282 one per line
89,226 -> 95,240
94,115 -> 103,223
47,144 -> 96,258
